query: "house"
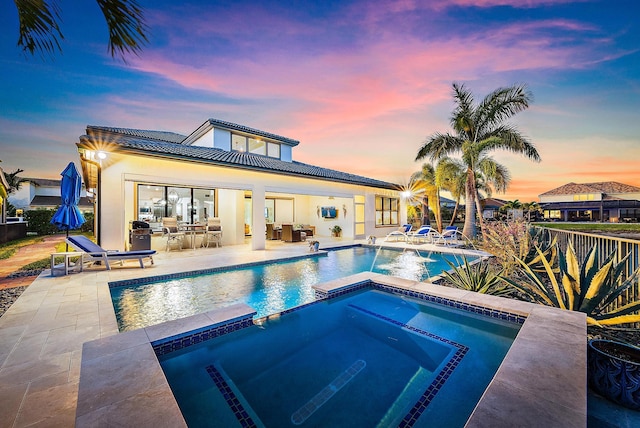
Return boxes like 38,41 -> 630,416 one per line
480,198 -> 507,220
76,119 -> 406,251
9,177 -> 94,214
539,181 -> 640,222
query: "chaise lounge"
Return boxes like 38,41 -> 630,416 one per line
66,235 -> 156,270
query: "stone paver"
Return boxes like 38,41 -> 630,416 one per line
0,237 -> 342,427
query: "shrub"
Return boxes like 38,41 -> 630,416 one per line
80,212 -> 94,233
502,241 -> 640,327
24,209 -> 58,235
480,220 -> 556,275
442,256 -> 510,296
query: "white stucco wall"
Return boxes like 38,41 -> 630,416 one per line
96,152 -> 402,251
8,183 -> 34,209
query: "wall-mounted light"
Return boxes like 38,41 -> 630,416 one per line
97,151 -> 107,160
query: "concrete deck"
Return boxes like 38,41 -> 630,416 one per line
0,238 -> 586,427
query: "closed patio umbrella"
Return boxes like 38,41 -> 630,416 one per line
51,162 -> 86,248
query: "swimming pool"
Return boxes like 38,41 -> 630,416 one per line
156,285 -> 521,427
110,246 -> 476,331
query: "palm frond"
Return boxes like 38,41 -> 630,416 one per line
96,0 -> 148,60
451,83 -> 476,138
476,84 -> 532,134
415,133 -> 462,161
483,125 -> 541,162
15,0 -> 63,57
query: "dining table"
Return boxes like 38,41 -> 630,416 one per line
180,223 -> 206,249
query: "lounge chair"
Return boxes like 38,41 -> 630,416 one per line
407,226 -> 435,244
162,217 -> 185,251
384,224 -> 412,242
66,235 -> 156,270
434,226 -> 462,246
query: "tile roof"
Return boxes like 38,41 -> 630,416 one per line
23,178 -> 61,187
30,195 -> 94,208
79,127 -> 397,190
87,126 -> 187,144
540,181 -> 640,196
182,119 -> 300,147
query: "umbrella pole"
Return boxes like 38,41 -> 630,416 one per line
66,227 -> 69,252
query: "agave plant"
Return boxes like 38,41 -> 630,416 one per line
442,257 -> 510,296
502,241 -> 640,327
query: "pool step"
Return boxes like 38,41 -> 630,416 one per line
290,359 -> 366,425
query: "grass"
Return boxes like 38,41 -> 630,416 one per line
532,222 -> 640,233
0,233 -> 87,271
0,236 -> 46,260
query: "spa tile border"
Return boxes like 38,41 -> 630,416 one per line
316,280 -> 527,325
152,314 -> 254,356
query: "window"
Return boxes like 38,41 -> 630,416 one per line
267,142 -> 280,158
248,138 -> 266,155
232,134 -> 247,152
137,184 -> 216,224
544,210 -> 561,219
573,194 -> 595,201
231,133 -> 280,158
375,196 -> 399,226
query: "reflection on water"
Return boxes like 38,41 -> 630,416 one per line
111,247 -> 473,331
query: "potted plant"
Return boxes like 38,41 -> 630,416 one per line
308,240 -> 320,252
330,225 -> 342,237
588,339 -> 640,410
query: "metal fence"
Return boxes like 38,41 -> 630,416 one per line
537,227 -> 640,327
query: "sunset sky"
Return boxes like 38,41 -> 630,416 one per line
1,0 -> 638,202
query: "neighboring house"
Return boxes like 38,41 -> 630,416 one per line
9,177 -> 94,213
539,181 -> 640,222
76,119 -> 406,251
480,198 -> 507,220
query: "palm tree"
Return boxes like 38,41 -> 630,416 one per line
522,201 -> 541,221
435,157 -> 465,227
410,163 -> 442,232
416,83 -> 540,238
13,0 -> 148,60
3,168 -> 29,194
500,199 -> 522,220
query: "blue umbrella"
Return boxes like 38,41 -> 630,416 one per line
51,162 -> 86,244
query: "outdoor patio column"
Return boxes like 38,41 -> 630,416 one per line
252,185 -> 266,250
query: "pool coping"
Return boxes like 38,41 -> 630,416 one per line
75,272 -> 586,427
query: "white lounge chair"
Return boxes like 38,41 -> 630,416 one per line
384,224 -> 413,242
434,226 -> 462,246
407,226 -> 435,244
66,235 -> 156,270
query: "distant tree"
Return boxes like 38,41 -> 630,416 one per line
12,0 -> 148,60
3,168 -> 29,194
416,82 -> 540,238
522,201 -> 541,221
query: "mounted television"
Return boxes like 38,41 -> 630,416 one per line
321,206 -> 337,219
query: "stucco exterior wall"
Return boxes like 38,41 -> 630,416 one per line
97,152 -> 404,250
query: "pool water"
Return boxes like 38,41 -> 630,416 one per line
111,247 -> 474,331
157,288 -> 520,427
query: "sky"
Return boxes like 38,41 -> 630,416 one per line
1,0 -> 639,202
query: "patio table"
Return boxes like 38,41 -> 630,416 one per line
181,224 -> 206,249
